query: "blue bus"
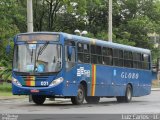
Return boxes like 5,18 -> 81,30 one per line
12,32 -> 156,105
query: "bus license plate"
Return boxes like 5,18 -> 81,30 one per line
30,89 -> 39,93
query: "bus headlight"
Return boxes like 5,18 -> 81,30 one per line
12,77 -> 22,86
49,77 -> 64,87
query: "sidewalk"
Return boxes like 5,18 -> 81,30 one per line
0,95 -> 27,100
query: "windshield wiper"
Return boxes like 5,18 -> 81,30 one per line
36,41 -> 49,61
31,49 -> 33,62
34,41 -> 49,72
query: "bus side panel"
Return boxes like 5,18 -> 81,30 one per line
95,65 -> 112,96
125,69 -> 152,97
107,67 -> 152,97
138,70 -> 152,96
118,68 -> 141,97
112,67 -> 127,96
62,63 -> 92,96
89,65 -> 127,97
76,64 -> 92,95
62,64 -> 78,96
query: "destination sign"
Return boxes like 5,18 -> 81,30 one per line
17,34 -> 59,42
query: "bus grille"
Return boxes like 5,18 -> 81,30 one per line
21,76 -> 48,81
21,76 -> 49,87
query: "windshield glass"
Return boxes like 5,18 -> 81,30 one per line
13,43 -> 62,73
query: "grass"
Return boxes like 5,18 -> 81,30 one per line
0,83 -> 26,98
0,82 -> 12,92
0,91 -> 27,99
0,91 -> 12,96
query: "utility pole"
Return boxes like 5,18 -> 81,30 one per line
108,0 -> 112,42
27,0 -> 33,102
27,0 -> 33,32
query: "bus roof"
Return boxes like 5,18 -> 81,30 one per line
61,32 -> 151,55
16,32 -> 151,54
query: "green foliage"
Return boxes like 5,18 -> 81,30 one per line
0,0 -> 160,75
118,16 -> 154,48
152,47 -> 160,64
0,59 -> 12,81
0,0 -> 21,80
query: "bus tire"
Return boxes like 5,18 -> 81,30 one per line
32,95 -> 46,105
116,84 -> 132,103
71,84 -> 85,105
124,84 -> 132,102
85,96 -> 100,104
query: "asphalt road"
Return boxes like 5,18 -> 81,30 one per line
0,91 -> 160,120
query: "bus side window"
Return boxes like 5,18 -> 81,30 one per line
133,52 -> 143,69
83,44 -> 90,63
77,43 -> 84,63
96,46 -> 102,64
133,52 -> 138,68
119,50 -> 124,67
91,45 -> 97,64
107,48 -> 113,65
113,49 -> 119,66
124,51 -> 133,68
102,47 -> 112,65
137,53 -> 142,69
142,54 -> 150,70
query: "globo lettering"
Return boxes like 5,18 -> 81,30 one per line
121,72 -> 139,79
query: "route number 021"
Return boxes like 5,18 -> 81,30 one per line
41,81 -> 49,86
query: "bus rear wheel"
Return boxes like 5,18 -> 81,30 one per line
116,84 -> 132,103
32,95 -> 46,105
85,96 -> 100,104
71,84 -> 85,105
124,84 -> 132,102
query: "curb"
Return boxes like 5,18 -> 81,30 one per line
151,88 -> 160,91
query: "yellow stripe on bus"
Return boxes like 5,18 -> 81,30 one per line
91,64 -> 96,96
30,76 -> 35,86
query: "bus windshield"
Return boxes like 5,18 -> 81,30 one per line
13,43 -> 62,74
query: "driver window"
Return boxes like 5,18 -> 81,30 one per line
65,40 -> 76,70
65,46 -> 75,62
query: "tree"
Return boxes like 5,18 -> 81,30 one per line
0,0 -> 21,80
1,0 -> 160,75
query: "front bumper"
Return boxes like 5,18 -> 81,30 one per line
12,83 -> 64,96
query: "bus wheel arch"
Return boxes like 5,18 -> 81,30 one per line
80,80 -> 87,96
71,81 -> 87,105
116,83 -> 133,103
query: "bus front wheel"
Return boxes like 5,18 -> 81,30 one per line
71,84 -> 85,105
32,95 -> 46,105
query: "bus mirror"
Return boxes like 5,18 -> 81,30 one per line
6,45 -> 11,54
68,46 -> 72,57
